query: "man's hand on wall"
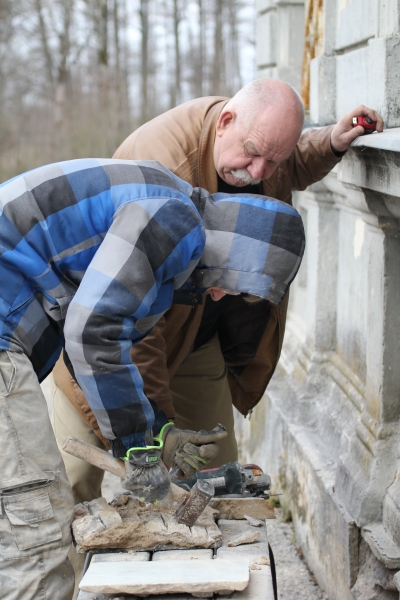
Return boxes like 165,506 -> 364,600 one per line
330,105 -> 384,153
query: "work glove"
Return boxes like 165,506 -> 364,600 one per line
158,422 -> 227,478
122,430 -> 170,503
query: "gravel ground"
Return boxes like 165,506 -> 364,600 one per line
267,509 -> 329,600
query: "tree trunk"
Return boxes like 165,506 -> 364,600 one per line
227,1 -> 242,95
212,0 -> 225,96
170,0 -> 182,108
97,0 -> 108,67
197,0 -> 204,97
139,0 -> 150,124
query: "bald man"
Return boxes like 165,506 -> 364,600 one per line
52,79 -> 382,503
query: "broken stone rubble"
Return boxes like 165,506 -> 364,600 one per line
72,495 -> 221,553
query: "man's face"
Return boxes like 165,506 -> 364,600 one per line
213,107 -> 302,187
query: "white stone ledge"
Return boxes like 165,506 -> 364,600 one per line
351,128 -> 400,153
362,523 -> 400,569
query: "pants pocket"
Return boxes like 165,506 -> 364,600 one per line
0,352 -> 16,396
1,472 -> 62,551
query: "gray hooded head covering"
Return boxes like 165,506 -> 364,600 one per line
189,187 -> 305,306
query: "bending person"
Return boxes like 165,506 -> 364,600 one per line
0,158 -> 305,599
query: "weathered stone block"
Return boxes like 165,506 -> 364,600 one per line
336,46 -> 371,118
256,12 -> 277,67
275,4 -> 305,70
335,0 -> 378,51
336,38 -> 400,127
377,0 -> 400,36
309,56 -> 336,125
362,524 -> 400,570
383,469 -> 400,547
256,0 -> 273,12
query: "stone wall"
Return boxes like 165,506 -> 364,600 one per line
237,2 -> 400,599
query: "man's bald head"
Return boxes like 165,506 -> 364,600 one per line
227,78 -> 305,133
213,78 -> 305,187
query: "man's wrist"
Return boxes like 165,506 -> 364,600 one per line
111,431 -> 148,458
330,141 -> 347,157
148,400 -> 169,437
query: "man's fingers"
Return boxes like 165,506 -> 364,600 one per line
346,105 -> 384,131
184,428 -> 228,445
182,442 -> 220,460
174,442 -> 220,477
174,452 -> 200,478
347,126 -> 365,142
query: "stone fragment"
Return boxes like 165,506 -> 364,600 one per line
227,531 -> 260,547
250,555 -> 270,569
217,519 -> 269,560
218,519 -> 268,543
210,498 -> 274,520
244,514 -> 264,527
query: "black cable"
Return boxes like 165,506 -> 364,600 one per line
268,543 -> 278,600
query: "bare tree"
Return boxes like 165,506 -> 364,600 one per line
33,0 -> 74,126
0,0 -> 256,182
211,0 -> 226,96
226,1 -> 243,95
139,0 -> 150,123
168,0 -> 184,108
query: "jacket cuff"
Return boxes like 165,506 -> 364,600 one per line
319,124 -> 344,164
149,400 -> 169,437
110,404 -> 168,458
111,431 -> 147,458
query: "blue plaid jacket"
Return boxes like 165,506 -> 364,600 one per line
0,159 -> 205,447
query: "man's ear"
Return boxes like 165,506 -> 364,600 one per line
215,109 -> 235,136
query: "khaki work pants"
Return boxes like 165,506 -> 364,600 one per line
0,350 -> 74,600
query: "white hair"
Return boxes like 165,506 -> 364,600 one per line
226,79 -> 305,131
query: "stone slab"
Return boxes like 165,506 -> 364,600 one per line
152,549 -> 213,561
77,594 -> 113,600
79,558 -> 249,595
229,565 -> 274,600
211,497 -> 275,520
91,552 -> 150,563
351,127 -> 400,153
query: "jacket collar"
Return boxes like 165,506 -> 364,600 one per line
198,99 -> 228,194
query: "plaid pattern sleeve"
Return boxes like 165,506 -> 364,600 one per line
64,194 -> 204,444
0,159 -> 205,446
